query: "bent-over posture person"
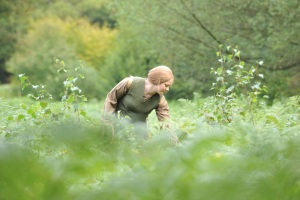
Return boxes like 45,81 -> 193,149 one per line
101,66 -> 174,139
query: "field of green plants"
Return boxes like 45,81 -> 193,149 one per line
1,58 -> 300,199
1,95 -> 300,199
1,1 -> 299,199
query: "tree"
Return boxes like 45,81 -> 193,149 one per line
0,0 -> 42,83
110,0 -> 300,99
6,17 -> 116,100
0,0 -> 116,85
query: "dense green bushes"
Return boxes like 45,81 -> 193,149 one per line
1,1 -> 300,198
1,88 -> 299,199
88,121 -> 300,200
6,16 -> 116,100
3,0 -> 299,100
99,26 -> 163,97
110,0 -> 300,99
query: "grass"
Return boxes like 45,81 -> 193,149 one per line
0,95 -> 300,200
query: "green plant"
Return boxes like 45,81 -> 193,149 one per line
210,44 -> 268,125
16,58 -> 88,124
6,16 -> 115,100
1,84 -> 300,200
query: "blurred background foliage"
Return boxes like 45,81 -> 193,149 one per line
1,94 -> 299,199
1,1 -> 300,199
6,16 -> 116,100
0,0 -> 299,101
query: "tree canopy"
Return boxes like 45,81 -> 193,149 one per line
1,0 -> 299,100
111,0 -> 300,99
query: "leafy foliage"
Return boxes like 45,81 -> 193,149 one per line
1,94 -> 300,199
110,0 -> 300,99
209,44 -> 268,124
100,26 -> 162,97
2,0 -> 299,99
1,62 -> 300,199
6,16 -> 116,99
0,0 -> 44,83
40,0 -> 116,28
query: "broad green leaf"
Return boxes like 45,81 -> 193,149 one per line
79,74 -> 85,79
60,60 -> 65,66
258,74 -> 264,78
217,68 -> 222,75
21,103 -> 27,109
226,70 -> 233,75
27,108 -> 37,118
20,76 -> 27,84
251,82 -> 261,90
22,83 -> 28,90
216,77 -> 222,82
80,110 -> 87,117
67,94 -> 74,103
44,109 -> 52,115
39,102 -> 48,109
226,85 -> 235,93
7,116 -> 13,121
17,114 -> 25,120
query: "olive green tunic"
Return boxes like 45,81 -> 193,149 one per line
117,77 -> 161,122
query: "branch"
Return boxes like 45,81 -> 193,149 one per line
179,0 -> 222,45
165,26 -> 211,48
243,57 -> 300,71
146,1 -> 212,49
267,61 -> 300,71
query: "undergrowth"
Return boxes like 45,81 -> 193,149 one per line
0,51 -> 300,199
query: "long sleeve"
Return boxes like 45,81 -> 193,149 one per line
155,95 -> 170,121
102,77 -> 132,117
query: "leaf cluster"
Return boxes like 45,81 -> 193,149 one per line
209,44 -> 269,124
6,16 -> 117,100
109,0 -> 300,99
0,71 -> 299,199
